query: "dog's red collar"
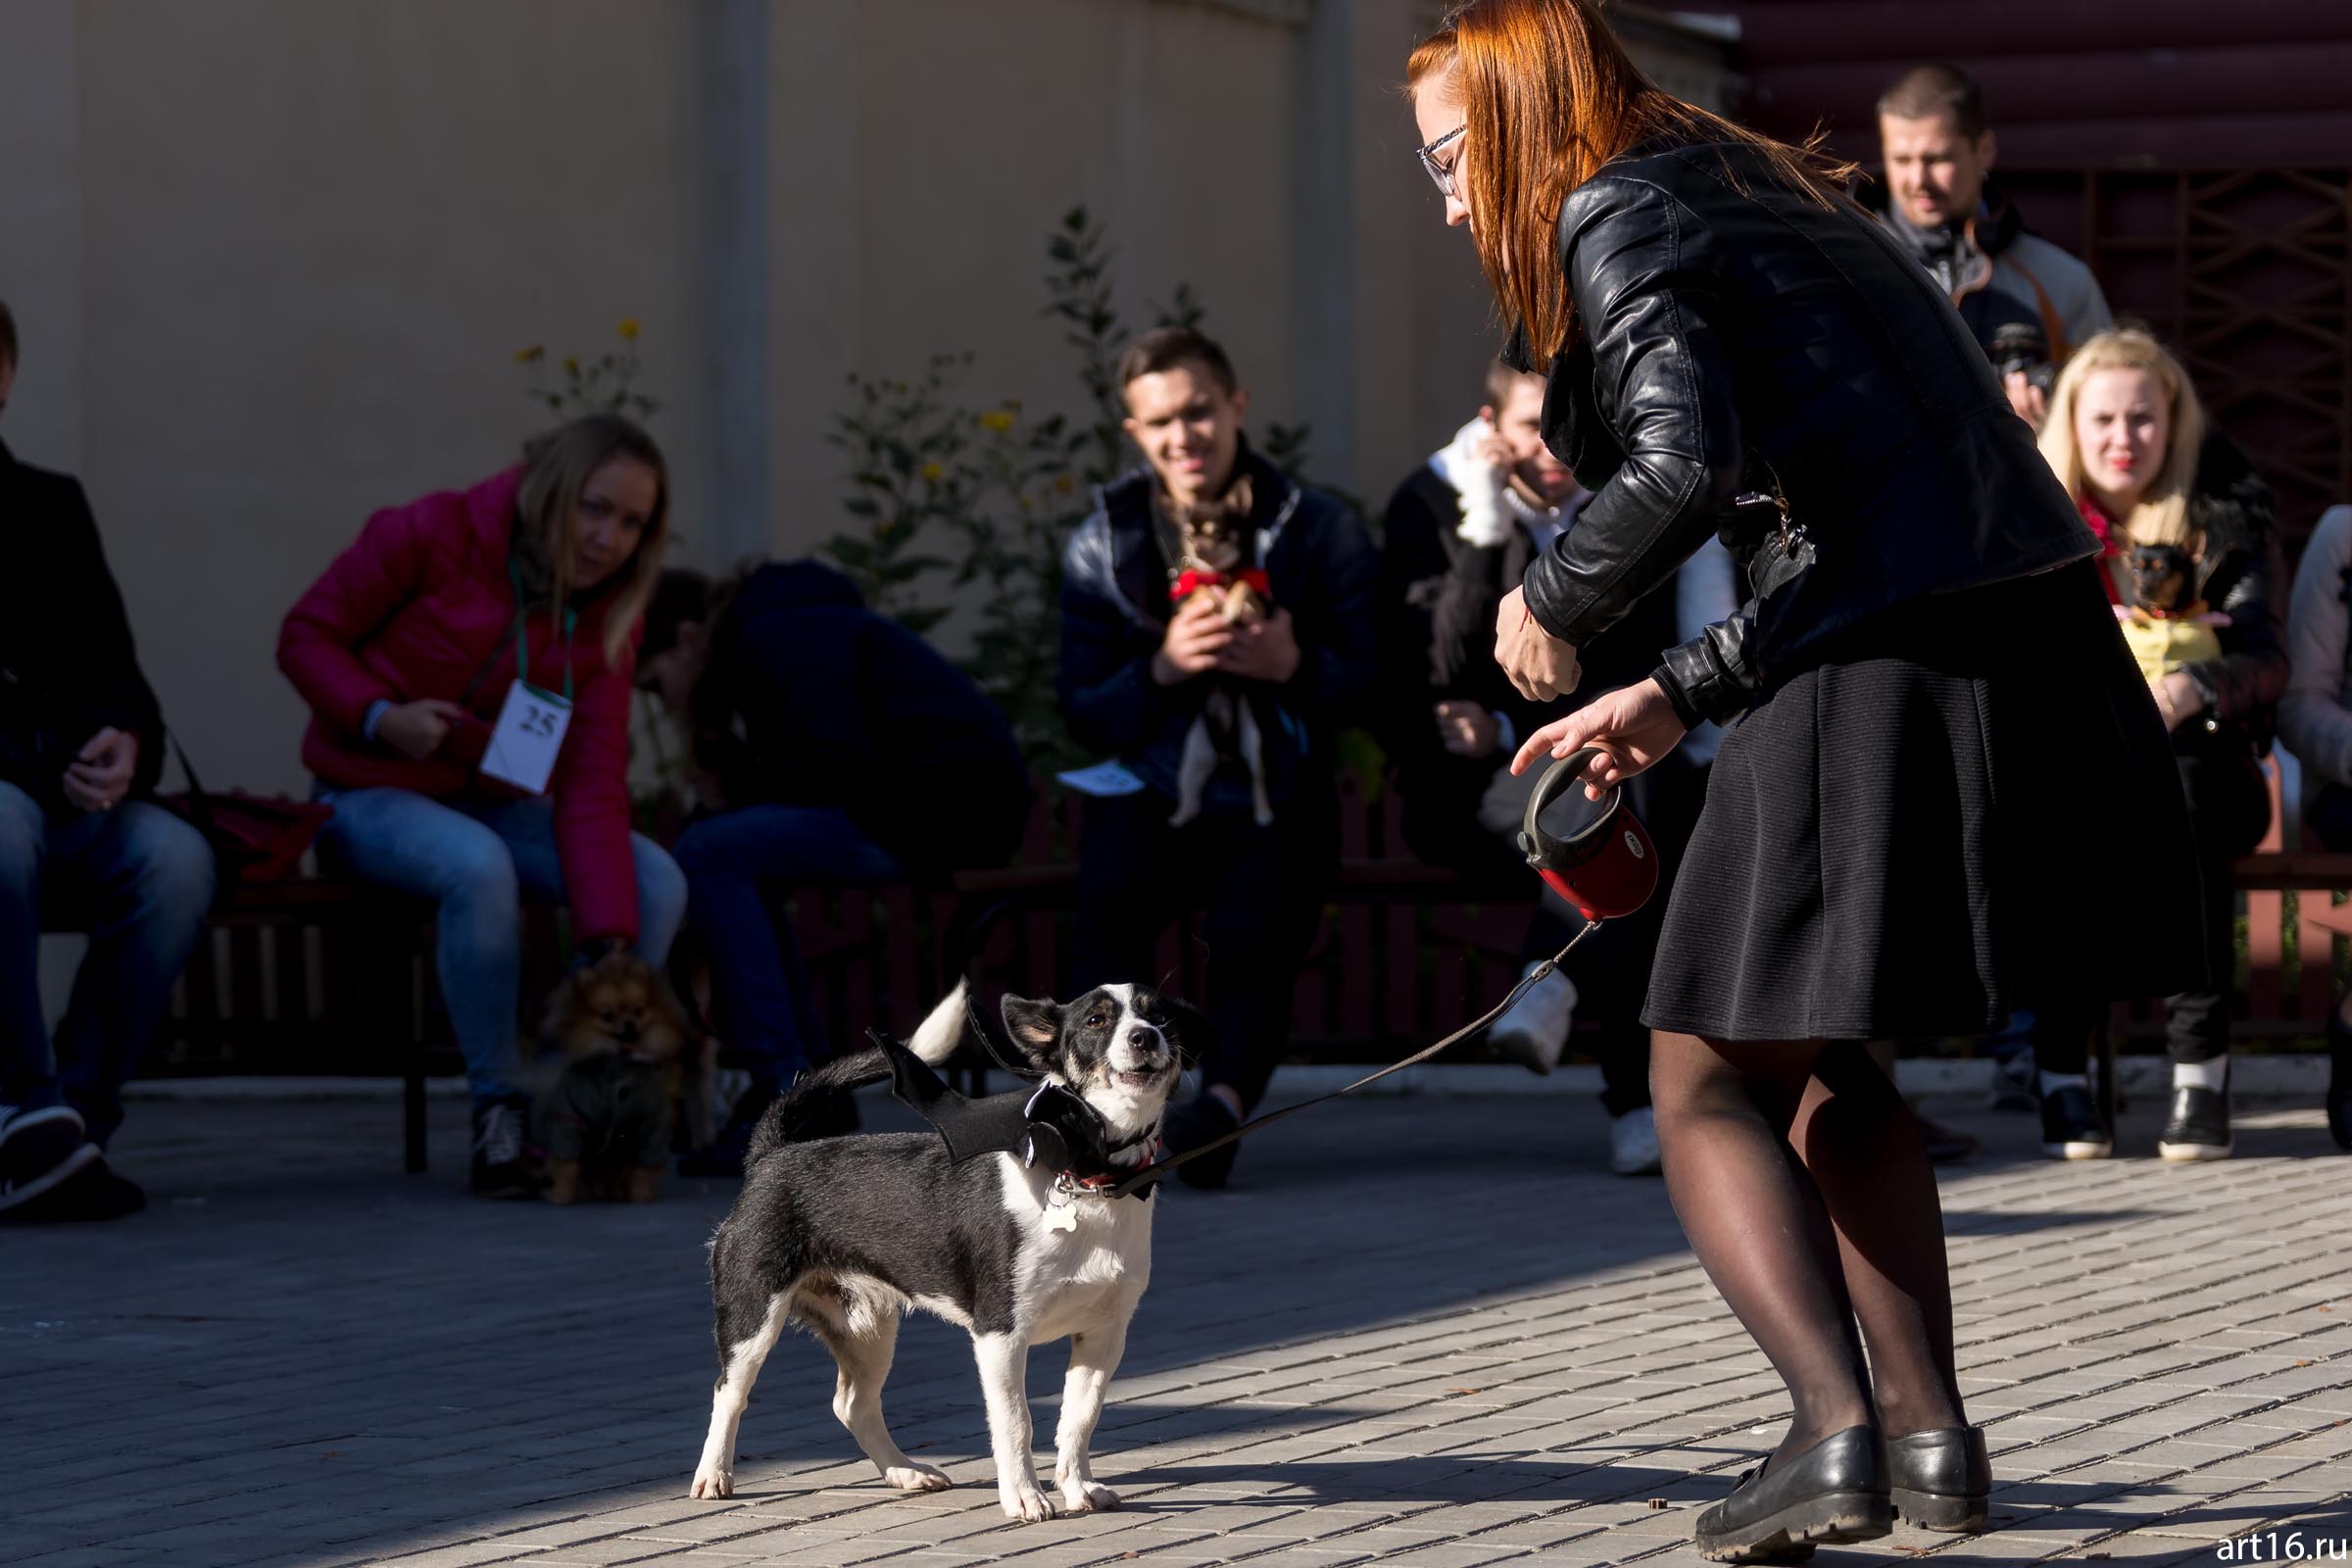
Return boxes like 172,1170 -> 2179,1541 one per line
1171,568 -> 1270,601
1062,1138 -> 1164,1192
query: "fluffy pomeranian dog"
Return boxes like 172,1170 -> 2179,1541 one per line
536,951 -> 700,1204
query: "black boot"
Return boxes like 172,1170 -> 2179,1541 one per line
1693,1426 -> 1890,1563
2039,1083 -> 2112,1160
2157,1068 -> 2231,1162
1886,1425 -> 1990,1533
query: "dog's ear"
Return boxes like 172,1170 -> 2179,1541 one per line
1000,995 -> 1063,1070
1153,994 -> 1217,1070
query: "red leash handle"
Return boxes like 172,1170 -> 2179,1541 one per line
1520,748 -> 1660,922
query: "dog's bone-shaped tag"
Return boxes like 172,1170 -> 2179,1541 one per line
1044,1197 -> 1082,1233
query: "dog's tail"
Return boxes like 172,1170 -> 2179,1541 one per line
744,980 -> 970,1167
906,978 -> 968,1068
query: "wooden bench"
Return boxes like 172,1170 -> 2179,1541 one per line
159,881 -> 569,1174
158,879 -> 437,1170
151,763 -> 2345,1171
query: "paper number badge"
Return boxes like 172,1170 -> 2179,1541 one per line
479,679 -> 573,795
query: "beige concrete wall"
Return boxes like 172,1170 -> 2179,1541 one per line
1,0 -> 1731,799
6,0 -> 701,794
0,0 -> 86,473
767,0 -> 1306,540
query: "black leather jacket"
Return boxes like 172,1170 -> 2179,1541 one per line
1518,141 -> 2100,727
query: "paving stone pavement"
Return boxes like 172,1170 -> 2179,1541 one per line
4,1079 -> 2347,1568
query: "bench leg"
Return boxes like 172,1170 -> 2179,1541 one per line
2094,1017 -> 2118,1136
405,1039 -> 427,1174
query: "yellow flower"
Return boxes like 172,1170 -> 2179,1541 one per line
1054,473 -> 1075,493
515,345 -> 544,364
978,407 -> 1017,433
563,356 -> 580,374
617,318 -> 641,341
920,461 -> 946,483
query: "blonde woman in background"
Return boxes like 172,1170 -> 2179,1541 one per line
2036,327 -> 2287,1161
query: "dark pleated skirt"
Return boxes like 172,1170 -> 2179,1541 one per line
1642,560 -> 2206,1042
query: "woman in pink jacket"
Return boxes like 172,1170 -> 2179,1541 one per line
279,416 -> 687,1197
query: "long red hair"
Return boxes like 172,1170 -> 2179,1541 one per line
1409,0 -> 1850,370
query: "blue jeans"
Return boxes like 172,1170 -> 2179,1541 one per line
671,805 -> 906,1087
0,783 -> 217,1145
314,788 -> 687,1106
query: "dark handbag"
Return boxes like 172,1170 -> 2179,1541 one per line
157,737 -> 334,893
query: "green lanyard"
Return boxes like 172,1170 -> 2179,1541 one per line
508,560 -> 577,704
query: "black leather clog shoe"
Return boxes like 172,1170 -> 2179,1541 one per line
1693,1425 -> 1890,1564
1886,1425 -> 1991,1532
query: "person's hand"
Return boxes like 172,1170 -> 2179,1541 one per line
1494,586 -> 1581,702
1152,594 -> 1234,685
1509,676 -> 1690,798
61,727 -> 138,813
376,698 -> 468,760
2151,671 -> 2206,732
1434,700 -> 1500,757
1215,608 -> 1302,683
2003,369 -> 2048,429
1469,423 -> 1510,471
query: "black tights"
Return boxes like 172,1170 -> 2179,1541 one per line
1650,1031 -> 1966,1463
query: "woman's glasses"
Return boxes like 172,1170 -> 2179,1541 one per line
1416,124 -> 1466,200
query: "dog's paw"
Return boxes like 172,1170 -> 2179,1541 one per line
690,1465 -> 734,1499
1000,1481 -> 1060,1523
1057,1478 -> 1120,1513
885,1463 -> 952,1493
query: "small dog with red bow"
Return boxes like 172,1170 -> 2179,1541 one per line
2117,541 -> 2228,684
1165,486 -> 1274,827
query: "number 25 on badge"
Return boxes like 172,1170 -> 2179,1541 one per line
480,679 -> 573,795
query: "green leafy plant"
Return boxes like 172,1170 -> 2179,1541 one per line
516,318 -> 661,421
822,358 -> 976,638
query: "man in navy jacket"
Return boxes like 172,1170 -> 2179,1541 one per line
1058,327 -> 1377,1187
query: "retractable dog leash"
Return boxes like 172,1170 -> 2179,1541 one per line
1103,747 -> 1659,1197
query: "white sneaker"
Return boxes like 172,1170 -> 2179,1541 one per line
0,1104 -> 100,1212
1488,961 -> 1577,1074
0,1103 -> 86,1181
1610,1105 -> 1662,1175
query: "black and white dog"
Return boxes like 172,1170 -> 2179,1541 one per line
689,981 -> 1195,1522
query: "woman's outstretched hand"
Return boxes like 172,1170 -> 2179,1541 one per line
1509,676 -> 1690,798
1494,586 -> 1582,702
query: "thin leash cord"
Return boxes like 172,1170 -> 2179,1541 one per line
1108,918 -> 1602,1198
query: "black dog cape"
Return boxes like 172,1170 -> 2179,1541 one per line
872,1031 -> 1155,1199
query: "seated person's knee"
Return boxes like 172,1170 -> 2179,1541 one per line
0,783 -> 43,881
635,841 -> 689,950
440,833 -> 520,911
